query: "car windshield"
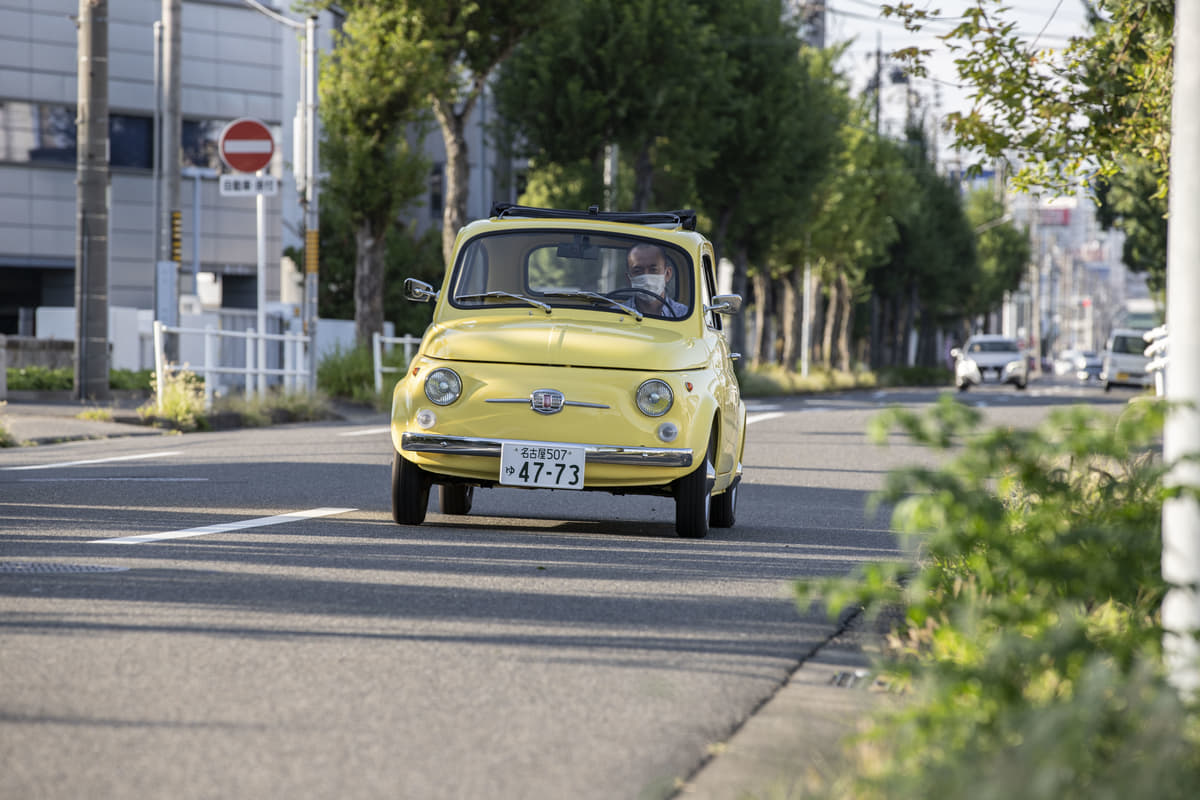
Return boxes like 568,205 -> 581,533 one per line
448,230 -> 694,320
1112,335 -> 1146,355
968,339 -> 1019,353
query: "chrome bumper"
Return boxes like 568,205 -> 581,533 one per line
401,432 -> 693,468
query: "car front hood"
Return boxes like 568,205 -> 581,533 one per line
420,317 -> 706,371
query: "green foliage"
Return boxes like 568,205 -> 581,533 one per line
139,369 -> 206,432
965,189 -> 1031,321
0,407 -> 15,448
6,366 -> 72,391
737,364 -> 876,397
883,1 -> 1174,196
799,396 -> 1200,799
110,368 -> 154,392
316,344 -> 410,408
215,389 -> 334,427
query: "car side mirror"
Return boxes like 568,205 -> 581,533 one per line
950,348 -> 962,359
706,294 -> 742,315
404,278 -> 437,303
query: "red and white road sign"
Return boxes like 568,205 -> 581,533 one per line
218,118 -> 274,173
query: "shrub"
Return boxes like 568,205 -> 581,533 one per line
6,365 -> 72,391
799,396 -> 1200,799
139,369 -> 206,431
317,344 -> 409,408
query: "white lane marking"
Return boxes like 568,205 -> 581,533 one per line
1,451 -> 183,472
746,412 -> 785,425
20,477 -> 207,483
744,403 -> 782,411
338,426 -> 391,437
91,507 -> 357,545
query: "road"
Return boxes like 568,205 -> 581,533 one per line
0,379 -> 1134,799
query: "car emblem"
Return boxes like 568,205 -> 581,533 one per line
530,389 -> 565,414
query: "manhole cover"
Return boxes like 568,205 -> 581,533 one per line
0,562 -> 129,574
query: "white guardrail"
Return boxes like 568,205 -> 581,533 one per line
1144,324 -> 1169,397
152,320 -> 310,411
372,332 -> 423,395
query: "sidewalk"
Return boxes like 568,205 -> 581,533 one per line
0,397 -> 166,447
678,614 -> 888,799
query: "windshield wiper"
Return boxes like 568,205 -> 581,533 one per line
541,290 -> 643,321
455,291 -> 551,314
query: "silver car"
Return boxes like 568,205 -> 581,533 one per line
952,335 -> 1029,391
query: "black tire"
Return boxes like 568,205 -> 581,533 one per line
675,460 -> 711,539
392,451 -> 430,525
957,382 -> 969,392
1104,382 -> 1112,393
710,481 -> 737,528
439,484 -> 474,515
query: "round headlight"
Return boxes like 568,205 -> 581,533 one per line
424,368 -> 462,406
636,379 -> 673,417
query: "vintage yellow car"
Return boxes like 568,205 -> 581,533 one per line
390,203 -> 746,538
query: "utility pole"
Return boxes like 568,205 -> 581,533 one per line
160,0 -> 182,338
75,0 -> 110,403
1163,1 -> 1200,698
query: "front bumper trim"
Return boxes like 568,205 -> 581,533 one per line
401,432 -> 693,468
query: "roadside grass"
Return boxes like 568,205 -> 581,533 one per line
737,363 -> 951,397
5,366 -> 153,392
0,404 -> 15,448
76,407 -> 113,422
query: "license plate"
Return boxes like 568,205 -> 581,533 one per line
500,443 -> 585,489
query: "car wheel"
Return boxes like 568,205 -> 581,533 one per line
674,459 -> 711,539
957,382 -> 969,392
439,484 -> 473,515
1015,379 -> 1027,390
710,481 -> 737,528
1104,382 -> 1112,393
392,451 -> 430,525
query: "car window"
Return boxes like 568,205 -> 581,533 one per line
1112,335 -> 1145,355
969,340 -> 1019,353
701,254 -> 719,330
449,230 -> 694,320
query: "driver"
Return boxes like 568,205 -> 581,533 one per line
625,243 -> 687,318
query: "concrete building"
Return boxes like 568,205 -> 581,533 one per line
0,0 -> 519,358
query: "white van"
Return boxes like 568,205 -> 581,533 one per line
1101,328 -> 1152,391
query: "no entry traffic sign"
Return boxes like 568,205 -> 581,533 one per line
219,118 -> 274,173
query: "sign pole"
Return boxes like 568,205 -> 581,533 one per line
257,168 -> 267,398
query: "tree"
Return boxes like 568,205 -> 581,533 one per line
318,2 -> 434,346
884,1 -> 1173,195
492,0 -> 722,211
690,0 -> 847,359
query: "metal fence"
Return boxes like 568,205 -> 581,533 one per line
372,332 -> 423,395
152,320 -> 310,411
1145,324 -> 1169,397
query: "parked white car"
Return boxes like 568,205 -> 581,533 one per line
1101,328 -> 1152,391
952,334 -> 1028,391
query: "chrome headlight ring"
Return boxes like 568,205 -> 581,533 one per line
424,368 -> 462,406
636,379 -> 673,417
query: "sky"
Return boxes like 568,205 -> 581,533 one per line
821,1 -> 1095,161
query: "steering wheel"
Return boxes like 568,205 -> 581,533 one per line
606,287 -> 678,317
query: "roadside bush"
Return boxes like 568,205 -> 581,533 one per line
317,344 -> 409,408
737,364 -> 876,397
5,366 -> 155,392
6,365 -> 72,391
799,396 -> 1200,799
139,369 -> 206,431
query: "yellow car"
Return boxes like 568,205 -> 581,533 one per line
390,203 -> 746,538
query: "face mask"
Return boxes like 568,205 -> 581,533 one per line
630,273 -> 666,296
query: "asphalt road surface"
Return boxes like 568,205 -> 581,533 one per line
0,378 -> 1133,799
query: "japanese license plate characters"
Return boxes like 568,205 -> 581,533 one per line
499,442 -> 585,489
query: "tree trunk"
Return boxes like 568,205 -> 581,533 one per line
836,272 -> 853,372
354,220 -> 386,348
728,245 -> 750,359
781,272 -> 798,369
751,271 -> 768,367
822,277 -> 837,369
433,95 -> 477,270
632,140 -> 653,211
